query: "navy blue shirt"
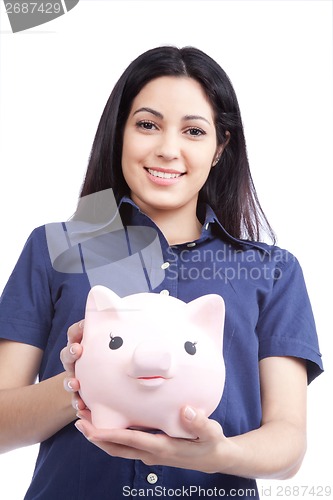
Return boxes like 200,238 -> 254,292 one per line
0,197 -> 323,499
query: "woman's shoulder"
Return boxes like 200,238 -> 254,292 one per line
243,240 -> 297,263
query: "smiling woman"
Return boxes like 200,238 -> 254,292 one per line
81,46 -> 274,243
0,45 -> 323,500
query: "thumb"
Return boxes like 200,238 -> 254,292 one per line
181,406 -> 224,441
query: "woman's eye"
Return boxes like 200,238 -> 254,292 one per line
186,127 -> 206,137
136,120 -> 157,131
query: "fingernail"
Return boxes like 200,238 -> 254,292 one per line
69,345 -> 76,355
75,421 -> 92,441
67,380 -> 73,390
184,406 -> 196,421
75,421 -> 84,434
72,400 -> 79,411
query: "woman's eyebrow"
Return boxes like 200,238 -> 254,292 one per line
133,107 -> 211,126
183,114 -> 211,126
133,107 -> 163,119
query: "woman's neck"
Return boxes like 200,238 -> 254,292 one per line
136,202 -> 202,245
156,213 -> 202,245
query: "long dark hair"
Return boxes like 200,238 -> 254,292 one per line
80,46 -> 275,243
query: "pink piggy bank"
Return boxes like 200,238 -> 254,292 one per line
75,285 -> 225,438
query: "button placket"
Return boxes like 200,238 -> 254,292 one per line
155,246 -> 178,297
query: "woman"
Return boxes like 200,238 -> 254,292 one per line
0,46 -> 323,499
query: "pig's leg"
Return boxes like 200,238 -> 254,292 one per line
162,415 -> 196,440
90,404 -> 130,430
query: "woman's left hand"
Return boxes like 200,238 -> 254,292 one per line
75,406 -> 233,473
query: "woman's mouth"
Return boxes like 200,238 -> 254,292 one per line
147,168 -> 183,179
145,167 -> 185,185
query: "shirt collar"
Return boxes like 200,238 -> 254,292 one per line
203,204 -> 271,254
118,196 -> 270,255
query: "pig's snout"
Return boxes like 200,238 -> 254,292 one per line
130,343 -> 173,378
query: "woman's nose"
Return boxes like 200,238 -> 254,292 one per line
155,131 -> 180,161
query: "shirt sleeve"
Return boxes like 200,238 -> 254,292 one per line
257,250 -> 323,384
0,227 -> 54,350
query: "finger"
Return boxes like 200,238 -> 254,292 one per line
75,422 -> 167,454
63,377 -> 80,393
67,320 -> 84,345
76,409 -> 92,422
75,428 -> 145,461
70,392 -> 86,411
75,419 -> 100,440
60,320 -> 84,367
74,421 -> 160,461
181,406 -> 224,442
64,342 -> 83,363
60,344 -> 82,375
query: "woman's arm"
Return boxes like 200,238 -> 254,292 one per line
227,356 -> 307,479
73,356 -> 307,480
0,340 -> 77,454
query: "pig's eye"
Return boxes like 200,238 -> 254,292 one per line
184,341 -> 197,355
109,334 -> 123,350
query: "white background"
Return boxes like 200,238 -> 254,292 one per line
0,1 -> 332,498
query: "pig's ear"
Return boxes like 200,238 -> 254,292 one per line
186,294 -> 225,345
85,285 -> 121,313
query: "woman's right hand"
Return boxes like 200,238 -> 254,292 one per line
60,320 -> 86,412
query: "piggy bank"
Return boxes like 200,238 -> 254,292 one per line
75,285 -> 225,438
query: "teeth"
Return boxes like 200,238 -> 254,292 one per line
147,168 -> 182,179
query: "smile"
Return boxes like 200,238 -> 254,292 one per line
147,168 -> 183,179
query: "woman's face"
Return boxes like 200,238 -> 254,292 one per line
121,76 -> 223,216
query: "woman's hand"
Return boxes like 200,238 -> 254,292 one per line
63,321 -> 234,473
72,358 -> 307,480
60,321 -> 86,412
74,406 -> 235,474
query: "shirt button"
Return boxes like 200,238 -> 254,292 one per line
161,262 -> 170,270
147,473 -> 158,484
187,242 -> 196,248
160,289 -> 170,296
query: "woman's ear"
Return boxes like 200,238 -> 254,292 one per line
212,132 -> 230,167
